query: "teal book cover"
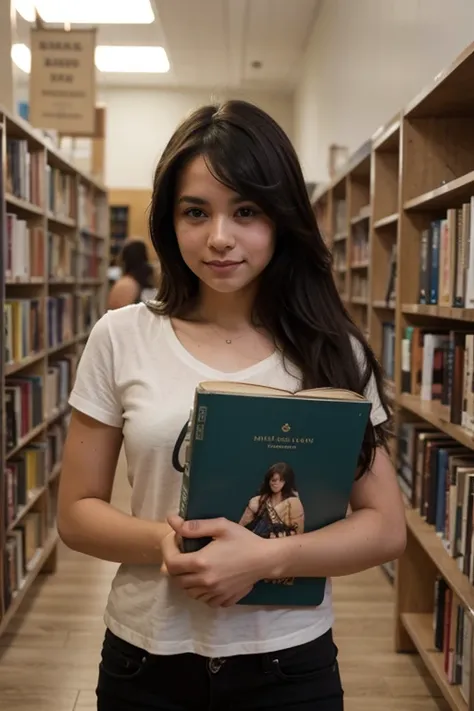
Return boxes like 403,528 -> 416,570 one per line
178,382 -> 371,607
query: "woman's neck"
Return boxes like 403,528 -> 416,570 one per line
195,284 -> 256,329
271,493 -> 283,506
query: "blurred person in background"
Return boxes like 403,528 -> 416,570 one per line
108,239 -> 156,309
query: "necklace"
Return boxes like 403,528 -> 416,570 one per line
208,323 -> 251,345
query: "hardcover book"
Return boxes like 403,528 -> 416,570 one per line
176,381 -> 372,607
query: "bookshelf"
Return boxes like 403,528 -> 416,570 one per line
312,42 -> 474,711
0,107 -> 109,639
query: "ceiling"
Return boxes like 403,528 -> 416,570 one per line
12,0 -> 321,91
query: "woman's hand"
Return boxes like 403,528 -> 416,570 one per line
161,515 -> 270,607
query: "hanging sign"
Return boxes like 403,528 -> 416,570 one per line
29,28 -> 97,136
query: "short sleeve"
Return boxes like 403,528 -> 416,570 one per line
69,312 -> 123,428
350,335 -> 388,428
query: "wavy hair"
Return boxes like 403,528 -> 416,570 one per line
148,100 -> 391,476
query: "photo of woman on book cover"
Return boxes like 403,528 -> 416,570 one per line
239,462 -> 305,538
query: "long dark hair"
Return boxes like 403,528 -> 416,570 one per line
258,462 -> 297,503
121,239 -> 154,290
149,100 -> 391,476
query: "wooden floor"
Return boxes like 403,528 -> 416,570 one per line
0,450 -> 449,711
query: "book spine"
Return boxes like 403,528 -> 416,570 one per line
430,220 -> 441,305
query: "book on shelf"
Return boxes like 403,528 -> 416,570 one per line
47,166 -> 75,220
401,327 -> 474,428
397,422 -> 474,578
4,298 -> 43,365
48,231 -> 74,280
433,577 -> 472,702
4,510 -> 45,610
418,202 -> 474,308
6,137 -> 43,206
5,214 -> 44,281
176,380 -> 371,606
5,375 -> 43,452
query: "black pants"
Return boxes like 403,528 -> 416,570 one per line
96,628 -> 344,710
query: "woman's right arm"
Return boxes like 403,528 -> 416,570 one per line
58,409 -> 172,565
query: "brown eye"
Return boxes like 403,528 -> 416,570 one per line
185,208 -> 206,219
236,206 -> 258,218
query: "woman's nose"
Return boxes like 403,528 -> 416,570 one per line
207,216 -> 235,250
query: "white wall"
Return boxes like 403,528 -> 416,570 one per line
295,0 -> 474,183
100,87 -> 294,189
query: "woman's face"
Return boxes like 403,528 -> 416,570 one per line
269,473 -> 284,494
173,155 -> 275,296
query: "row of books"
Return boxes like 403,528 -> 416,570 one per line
401,328 -> 473,428
5,357 -> 74,452
351,223 -> 369,264
433,577 -> 472,703
3,511 -> 47,612
48,232 -> 75,280
4,419 -> 67,531
6,138 -> 43,206
398,422 -> 474,582
334,199 -> 346,235
4,293 -> 100,365
351,273 -> 369,299
419,201 -> 474,308
5,214 -> 44,281
79,184 -> 101,234
4,216 -> 103,283
48,166 -> 75,221
381,322 -> 395,382
45,356 -> 78,418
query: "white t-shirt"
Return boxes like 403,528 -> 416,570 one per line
68,303 -> 387,657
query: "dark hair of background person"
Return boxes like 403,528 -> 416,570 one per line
120,239 -> 154,290
147,99 -> 391,477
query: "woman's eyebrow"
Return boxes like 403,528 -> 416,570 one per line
177,195 -> 209,205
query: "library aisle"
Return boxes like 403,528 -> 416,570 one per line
0,452 -> 446,711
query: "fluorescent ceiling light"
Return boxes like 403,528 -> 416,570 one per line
14,0 -> 155,24
11,43 -> 31,73
11,44 -> 170,74
95,46 -> 169,73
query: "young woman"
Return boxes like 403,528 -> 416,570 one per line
239,462 -> 305,537
58,99 -> 406,711
107,238 -> 156,309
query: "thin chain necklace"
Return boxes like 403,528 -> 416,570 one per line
208,322 -> 251,345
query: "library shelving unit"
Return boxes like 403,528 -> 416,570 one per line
0,106 -> 109,639
312,41 -> 474,711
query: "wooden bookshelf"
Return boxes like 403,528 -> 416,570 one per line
0,106 -> 109,639
311,41 -> 474,711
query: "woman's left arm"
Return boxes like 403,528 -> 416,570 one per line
267,446 -> 406,579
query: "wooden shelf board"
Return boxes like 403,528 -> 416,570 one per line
398,393 -> 474,452
405,508 -> 474,620
5,194 -> 44,216
5,405 -> 70,460
402,304 -> 474,321
333,232 -> 348,243
0,531 -> 59,637
5,351 -> 46,376
404,40 -> 474,118
372,111 -> 401,151
404,172 -> 474,212
47,212 -> 76,230
401,612 -> 467,711
6,276 -> 45,285
373,300 -> 395,310
350,212 -> 371,226
351,261 -> 369,270
351,297 -> 368,305
373,213 -> 399,229
7,487 -> 45,534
